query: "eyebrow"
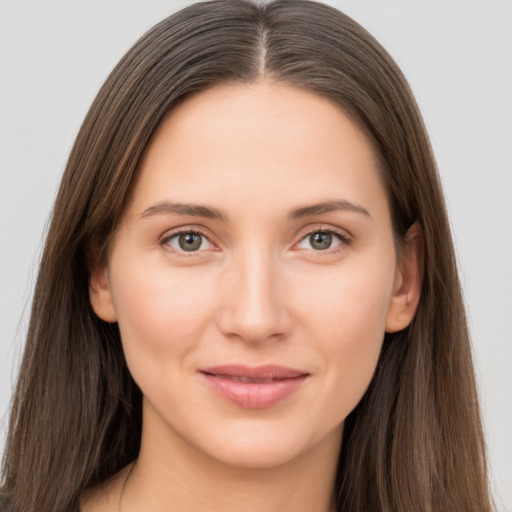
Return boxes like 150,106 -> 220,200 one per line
139,201 -> 227,221
288,200 -> 371,220
139,199 -> 370,222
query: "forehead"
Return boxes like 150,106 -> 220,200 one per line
147,80 -> 374,164
128,80 -> 389,224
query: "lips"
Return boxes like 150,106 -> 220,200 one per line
199,365 -> 308,409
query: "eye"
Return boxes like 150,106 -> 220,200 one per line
164,231 -> 213,252
296,230 -> 347,251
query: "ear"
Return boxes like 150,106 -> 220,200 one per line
89,264 -> 117,323
385,221 -> 424,333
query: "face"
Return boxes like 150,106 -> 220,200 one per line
90,80 -> 420,471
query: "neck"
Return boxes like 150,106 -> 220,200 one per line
120,403 -> 341,512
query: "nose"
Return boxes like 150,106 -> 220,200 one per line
216,247 -> 293,344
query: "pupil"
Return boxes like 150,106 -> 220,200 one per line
311,232 -> 332,250
179,233 -> 202,251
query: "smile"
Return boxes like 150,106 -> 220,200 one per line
214,375 -> 285,383
199,365 -> 309,409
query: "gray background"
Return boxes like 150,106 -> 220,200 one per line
1,0 -> 511,509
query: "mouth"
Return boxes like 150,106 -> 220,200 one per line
199,365 -> 309,409
206,375 -> 288,383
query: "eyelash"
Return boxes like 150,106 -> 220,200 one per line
159,227 -> 351,255
296,227 -> 351,254
160,229 -> 216,255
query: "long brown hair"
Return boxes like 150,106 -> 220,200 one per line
1,1 -> 492,511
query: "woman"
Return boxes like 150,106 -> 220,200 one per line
0,1 -> 493,511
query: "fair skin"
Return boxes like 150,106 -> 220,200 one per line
84,80 -> 422,512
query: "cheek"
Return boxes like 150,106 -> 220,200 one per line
293,261 -> 394,412
296,259 -> 394,341
109,260 -> 219,380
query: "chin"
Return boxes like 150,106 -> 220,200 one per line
205,440 -> 311,471
188,418 -> 343,472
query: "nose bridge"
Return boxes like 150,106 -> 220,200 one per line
217,242 -> 290,342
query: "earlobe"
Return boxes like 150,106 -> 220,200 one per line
385,222 -> 424,333
89,265 -> 117,323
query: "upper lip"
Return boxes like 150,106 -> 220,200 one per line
199,365 -> 308,380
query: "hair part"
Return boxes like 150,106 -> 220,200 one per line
1,1 -> 492,511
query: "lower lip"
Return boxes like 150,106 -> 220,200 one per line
200,373 -> 307,409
